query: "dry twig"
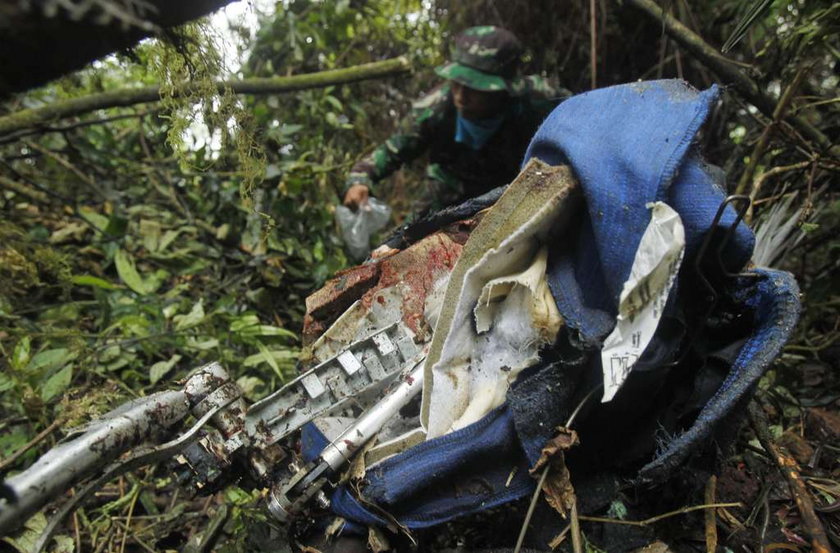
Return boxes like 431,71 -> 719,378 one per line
514,386 -> 600,553
0,417 -> 65,474
577,502 -> 742,526
704,475 -> 718,553
748,402 -> 832,553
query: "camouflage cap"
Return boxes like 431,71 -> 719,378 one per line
435,26 -> 525,94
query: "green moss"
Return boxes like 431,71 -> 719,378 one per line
0,223 -> 72,305
150,21 -> 267,202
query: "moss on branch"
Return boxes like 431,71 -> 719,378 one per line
0,57 -> 411,137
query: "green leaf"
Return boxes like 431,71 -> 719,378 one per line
11,337 -> 31,371
41,365 -> 73,401
230,314 -> 260,332
98,344 -> 121,363
104,214 -> 128,237
256,340 -> 280,376
231,315 -> 296,339
223,486 -> 256,506
52,535 -> 75,553
243,349 -> 297,367
140,219 -> 162,252
159,229 -> 186,252
2,511 -> 47,553
28,348 -> 75,373
324,95 -> 343,111
0,426 -> 29,457
78,207 -> 109,232
114,249 -> 150,295
173,300 -> 205,330
150,354 -> 182,384
185,337 -> 219,350
71,274 -> 121,290
236,376 -> 265,400
0,373 -> 15,393
243,348 -> 297,379
144,268 -> 170,294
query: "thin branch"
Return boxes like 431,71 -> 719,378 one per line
578,502 -> 742,527
747,159 -> 814,223
514,386 -> 600,553
0,57 -> 411,137
735,66 -> 808,196
0,110 -> 157,146
705,475 -> 718,553
0,174 -> 52,204
0,417 -> 65,474
22,139 -> 103,198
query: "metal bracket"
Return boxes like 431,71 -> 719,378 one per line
244,322 -> 421,447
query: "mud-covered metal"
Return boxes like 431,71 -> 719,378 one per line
268,360 -> 426,522
0,389 -> 190,535
245,322 -> 421,448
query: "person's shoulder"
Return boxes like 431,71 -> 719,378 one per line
517,75 -> 573,103
411,82 -> 451,109
409,83 -> 452,124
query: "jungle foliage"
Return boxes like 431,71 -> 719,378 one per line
0,0 -> 837,551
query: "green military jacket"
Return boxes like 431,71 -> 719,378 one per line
348,77 -> 569,207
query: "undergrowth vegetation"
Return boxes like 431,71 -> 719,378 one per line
0,0 -> 837,551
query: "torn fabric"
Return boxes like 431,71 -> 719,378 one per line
421,159 -> 579,438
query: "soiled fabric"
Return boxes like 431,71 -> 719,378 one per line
524,80 -> 754,345
419,161 -> 579,438
319,81 -> 798,541
637,267 -> 800,483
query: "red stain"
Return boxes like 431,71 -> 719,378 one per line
303,231 -> 464,354
350,234 -> 463,338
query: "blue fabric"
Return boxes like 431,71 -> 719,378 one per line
300,422 -> 330,463
637,267 -> 801,483
315,80 -> 795,533
524,80 -> 755,345
455,112 -> 506,150
330,406 -> 535,528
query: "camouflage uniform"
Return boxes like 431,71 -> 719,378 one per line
347,26 -> 570,211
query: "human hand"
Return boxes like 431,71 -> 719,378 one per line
371,244 -> 400,260
343,184 -> 370,209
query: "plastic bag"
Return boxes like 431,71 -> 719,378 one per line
336,197 -> 392,261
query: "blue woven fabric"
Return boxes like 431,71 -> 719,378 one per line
300,422 -> 330,463
330,406 -> 535,528
637,267 -> 801,483
308,81 -> 795,532
524,80 -> 754,344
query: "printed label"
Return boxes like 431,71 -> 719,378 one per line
601,202 -> 685,402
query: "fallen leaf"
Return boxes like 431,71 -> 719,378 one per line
531,426 -> 580,517
531,426 -> 580,473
